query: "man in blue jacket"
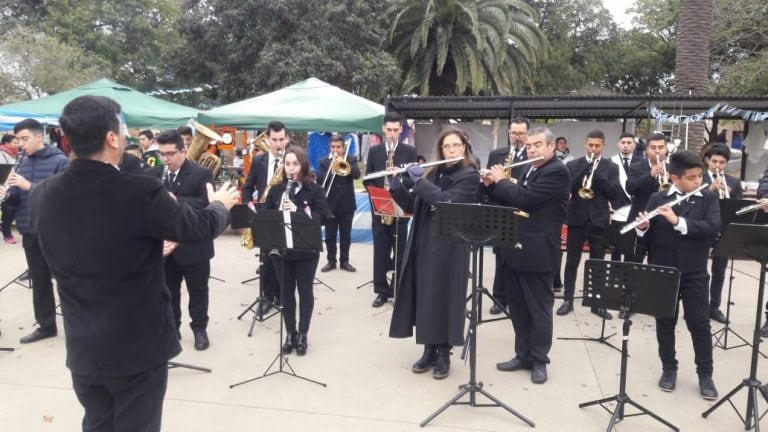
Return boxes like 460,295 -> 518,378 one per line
3,119 -> 69,343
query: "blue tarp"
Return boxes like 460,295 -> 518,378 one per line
0,109 -> 59,131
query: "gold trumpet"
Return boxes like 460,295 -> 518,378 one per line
657,155 -> 670,191
578,153 -> 598,200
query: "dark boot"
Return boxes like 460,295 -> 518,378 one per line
433,344 -> 451,380
296,332 -> 308,356
412,344 -> 437,373
282,331 -> 297,354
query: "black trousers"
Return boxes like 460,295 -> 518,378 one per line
563,224 -> 606,301
164,257 -> 210,332
503,265 -> 554,364
553,249 -> 564,288
274,255 -> 319,334
22,234 -> 57,331
491,251 -> 506,306
371,215 -> 408,297
72,362 -> 168,432
325,210 -> 354,264
1,199 -> 17,238
259,250 -> 280,301
710,256 -> 729,310
656,272 -> 713,377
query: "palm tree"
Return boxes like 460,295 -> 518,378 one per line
674,0 -> 713,152
387,0 -> 546,96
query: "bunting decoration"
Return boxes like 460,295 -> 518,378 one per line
649,103 -> 768,124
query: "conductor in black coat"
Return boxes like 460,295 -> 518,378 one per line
364,112 -> 417,308
702,144 -> 743,324
634,150 -> 720,400
317,134 -> 361,272
481,127 -> 570,385
264,147 -> 333,356
148,130 -> 216,351
29,95 -> 238,431
389,128 -> 480,380
558,130 -> 622,318
485,117 -> 529,314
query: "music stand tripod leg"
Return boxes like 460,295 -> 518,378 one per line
168,361 -> 211,373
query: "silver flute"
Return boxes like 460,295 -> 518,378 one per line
620,183 -> 709,235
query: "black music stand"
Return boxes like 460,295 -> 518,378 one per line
0,269 -> 31,292
168,360 -> 211,373
712,199 -> 764,354
420,202 -> 534,428
703,224 -> 768,430
230,209 -> 326,389
579,260 -> 680,432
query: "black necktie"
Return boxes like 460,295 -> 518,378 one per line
168,173 -> 176,189
288,181 -> 297,200
272,158 -> 279,174
622,158 -> 630,171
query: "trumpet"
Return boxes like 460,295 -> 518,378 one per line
735,199 -> 768,216
478,157 -> 544,178
657,155 -> 670,191
620,183 -> 709,234
715,169 -> 730,199
578,153 -> 599,200
363,156 -> 464,181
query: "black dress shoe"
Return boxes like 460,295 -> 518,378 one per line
489,303 -> 506,315
257,298 -> 274,318
19,327 -> 57,344
433,345 -> 451,380
556,301 -> 573,316
193,330 -> 209,351
699,377 -> 718,400
496,357 -> 532,372
372,294 -> 389,308
658,370 -> 677,392
320,262 -> 336,272
531,362 -> 548,384
591,307 -> 613,320
340,262 -> 356,272
412,345 -> 438,373
618,310 -> 632,320
295,333 -> 308,356
282,331 -> 297,354
710,308 -> 728,324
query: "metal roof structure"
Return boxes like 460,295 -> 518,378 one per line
386,95 -> 768,121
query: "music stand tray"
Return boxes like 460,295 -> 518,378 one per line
579,259 -> 680,432
702,224 -> 768,430
230,209 -> 326,389
419,202 -> 534,428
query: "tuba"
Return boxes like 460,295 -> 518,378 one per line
187,120 -> 230,177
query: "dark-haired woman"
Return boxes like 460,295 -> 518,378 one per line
389,128 -> 480,379
264,147 -> 332,356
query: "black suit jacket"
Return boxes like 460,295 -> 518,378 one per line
487,158 -> 570,272
364,142 -> 417,189
641,188 -> 720,273
317,154 -> 361,213
486,145 -> 528,179
703,172 -> 743,199
566,157 -> 621,228
241,152 -> 272,203
149,160 -> 215,266
29,158 -> 229,377
119,153 -> 143,174
626,160 -> 667,223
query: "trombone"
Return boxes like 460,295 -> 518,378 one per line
321,145 -> 352,197
578,152 -> 599,200
715,168 -> 730,199
657,155 -> 670,191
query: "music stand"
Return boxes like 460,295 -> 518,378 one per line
712,199 -> 765,354
230,209 -> 326,389
0,270 -> 31,293
579,259 -> 680,432
420,202 -> 534,428
702,224 -> 768,430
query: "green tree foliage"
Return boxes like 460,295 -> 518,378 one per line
174,0 -> 400,105
0,27 -> 107,104
711,0 -> 768,95
0,0 -> 48,35
387,0 -> 545,96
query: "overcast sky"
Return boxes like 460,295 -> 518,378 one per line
601,0 -> 636,29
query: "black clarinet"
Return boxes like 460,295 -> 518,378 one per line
1,150 -> 25,202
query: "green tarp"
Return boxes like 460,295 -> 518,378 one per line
0,79 -> 199,129
198,78 -> 384,132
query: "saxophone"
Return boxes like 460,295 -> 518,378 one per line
259,151 -> 284,204
381,144 -> 395,225
503,148 -> 515,179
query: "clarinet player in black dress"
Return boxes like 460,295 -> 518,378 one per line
264,147 -> 332,356
388,128 -> 480,380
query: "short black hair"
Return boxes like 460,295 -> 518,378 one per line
60,96 -> 122,158
509,116 -> 530,130
125,143 -> 140,152
155,130 -> 184,150
176,126 -> 193,136
14,118 -> 44,135
669,150 -> 704,176
138,129 -> 154,140
266,121 -> 287,136
703,143 -> 731,162
555,136 -> 567,143
329,134 -> 345,145
619,133 -> 635,140
1,134 -> 15,144
383,112 -> 403,125
647,132 -> 667,143
416,154 -> 426,163
586,129 -> 605,142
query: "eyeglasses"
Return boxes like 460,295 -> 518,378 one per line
508,132 -> 527,136
441,143 -> 465,150
159,150 -> 180,158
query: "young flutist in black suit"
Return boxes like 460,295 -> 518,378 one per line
481,127 -> 571,384
634,150 -> 720,400
264,147 -> 333,356
29,95 -> 238,431
317,134 -> 361,273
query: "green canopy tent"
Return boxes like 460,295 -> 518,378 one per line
198,77 -> 384,132
0,79 -> 199,129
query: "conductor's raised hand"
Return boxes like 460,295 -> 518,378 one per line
207,181 -> 239,210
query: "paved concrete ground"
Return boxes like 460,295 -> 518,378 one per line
1,228 -> 767,431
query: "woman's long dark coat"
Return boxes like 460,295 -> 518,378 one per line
388,164 -> 480,346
